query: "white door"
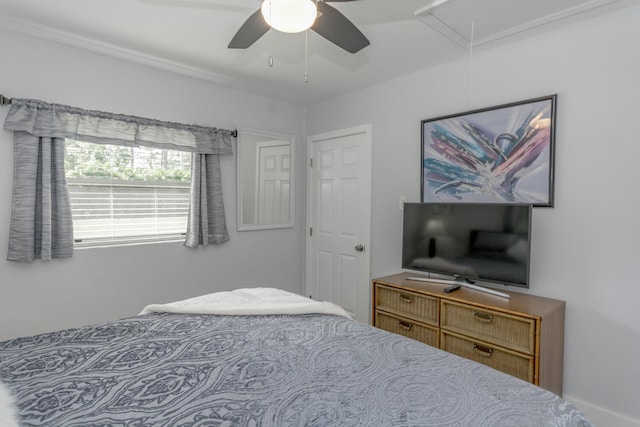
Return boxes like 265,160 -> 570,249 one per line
306,124 -> 372,322
256,143 -> 290,225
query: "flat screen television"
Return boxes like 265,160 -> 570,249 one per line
402,203 -> 532,289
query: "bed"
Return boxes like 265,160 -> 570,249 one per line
0,288 -> 593,426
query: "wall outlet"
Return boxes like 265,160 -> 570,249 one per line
399,195 -> 407,211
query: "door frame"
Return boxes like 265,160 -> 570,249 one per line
305,124 -> 373,321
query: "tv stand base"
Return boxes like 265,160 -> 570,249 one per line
406,276 -> 511,299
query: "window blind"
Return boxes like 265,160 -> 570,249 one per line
68,179 -> 190,247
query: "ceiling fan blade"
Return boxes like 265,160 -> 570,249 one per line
228,8 -> 270,49
312,1 -> 369,54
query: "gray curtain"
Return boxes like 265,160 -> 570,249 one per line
185,153 -> 230,248
3,98 -> 234,260
7,132 -> 74,261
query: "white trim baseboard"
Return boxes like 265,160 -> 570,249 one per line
565,394 -> 640,427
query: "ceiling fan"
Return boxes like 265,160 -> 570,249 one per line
228,0 -> 370,54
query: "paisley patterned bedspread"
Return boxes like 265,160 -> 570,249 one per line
0,313 -> 593,426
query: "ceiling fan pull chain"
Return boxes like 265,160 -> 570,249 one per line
269,22 -> 274,68
304,29 -> 309,83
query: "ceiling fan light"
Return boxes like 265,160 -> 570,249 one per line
261,0 -> 318,34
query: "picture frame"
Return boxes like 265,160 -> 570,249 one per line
421,94 -> 556,207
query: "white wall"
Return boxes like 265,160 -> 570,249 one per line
0,30 -> 307,340
307,4 -> 640,425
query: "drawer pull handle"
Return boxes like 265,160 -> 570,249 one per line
473,311 -> 494,323
473,344 -> 494,357
399,294 -> 414,303
398,320 -> 413,331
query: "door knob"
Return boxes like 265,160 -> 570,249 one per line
355,244 -> 365,252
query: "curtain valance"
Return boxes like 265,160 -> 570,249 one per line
3,98 -> 234,155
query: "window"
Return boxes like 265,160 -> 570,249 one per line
65,140 -> 192,247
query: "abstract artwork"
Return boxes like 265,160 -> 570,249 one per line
421,95 -> 556,207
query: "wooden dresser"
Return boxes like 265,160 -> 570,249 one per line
372,272 -> 565,396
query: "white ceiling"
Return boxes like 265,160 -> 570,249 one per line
0,0 -> 630,105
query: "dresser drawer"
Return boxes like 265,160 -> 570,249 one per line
375,311 -> 439,347
441,300 -> 535,354
441,331 -> 534,383
375,284 -> 438,326
372,274 -> 566,395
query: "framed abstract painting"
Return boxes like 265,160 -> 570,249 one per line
421,95 -> 556,207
